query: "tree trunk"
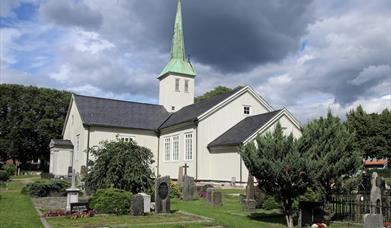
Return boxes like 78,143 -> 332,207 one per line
285,214 -> 294,228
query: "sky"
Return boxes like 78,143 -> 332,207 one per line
1,0 -> 390,122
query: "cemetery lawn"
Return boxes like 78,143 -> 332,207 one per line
0,177 -> 43,228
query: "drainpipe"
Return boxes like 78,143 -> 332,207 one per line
86,126 -> 90,168
156,130 -> 160,176
195,120 -> 199,181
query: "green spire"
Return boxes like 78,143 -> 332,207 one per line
159,0 -> 196,79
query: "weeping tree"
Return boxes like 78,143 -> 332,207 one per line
240,123 -> 314,228
85,138 -> 155,194
298,111 -> 362,221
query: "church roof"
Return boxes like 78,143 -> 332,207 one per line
158,0 -> 196,78
159,87 -> 243,129
74,94 -> 170,131
208,110 -> 282,148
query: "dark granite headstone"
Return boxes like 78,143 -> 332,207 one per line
177,166 -> 184,187
70,202 -> 89,213
155,176 -> 170,213
298,201 -> 325,228
182,175 -> 195,201
80,165 -> 88,177
212,191 -> 223,207
207,187 -> 214,204
132,194 -> 144,216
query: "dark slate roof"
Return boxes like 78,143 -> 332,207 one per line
159,87 -> 243,129
51,139 -> 74,148
208,110 -> 282,148
74,94 -> 170,130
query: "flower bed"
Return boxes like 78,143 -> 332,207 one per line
45,209 -> 96,219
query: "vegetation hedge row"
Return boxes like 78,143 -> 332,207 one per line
2,164 -> 16,176
89,188 -> 132,215
21,179 -> 70,197
0,170 -> 10,182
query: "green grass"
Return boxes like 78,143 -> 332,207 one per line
47,212 -> 210,228
0,177 -> 43,228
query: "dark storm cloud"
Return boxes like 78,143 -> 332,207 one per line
40,0 -> 103,30
125,0 -> 314,73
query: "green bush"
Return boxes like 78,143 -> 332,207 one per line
262,195 -> 280,210
2,164 -> 17,176
170,182 -> 181,198
0,170 -> 10,182
21,179 -> 70,197
89,188 -> 132,215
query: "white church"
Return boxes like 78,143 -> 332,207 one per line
49,0 -> 302,183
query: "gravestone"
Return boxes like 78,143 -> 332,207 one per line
243,174 -> 256,212
363,214 -> 383,228
197,184 -> 213,193
182,175 -> 195,201
212,191 -> 223,207
139,193 -> 151,213
370,172 -> 385,214
177,166 -> 184,187
66,169 -> 80,211
80,165 -> 88,177
362,172 -> 385,228
298,201 -> 325,228
155,176 -> 170,213
207,187 -> 214,204
231,177 -> 236,187
132,194 -> 145,216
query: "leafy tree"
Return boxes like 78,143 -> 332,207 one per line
299,111 -> 362,221
195,86 -> 242,103
240,123 -> 313,228
0,84 -> 70,168
85,138 -> 155,194
346,106 -> 390,159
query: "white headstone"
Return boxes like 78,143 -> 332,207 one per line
139,193 -> 151,213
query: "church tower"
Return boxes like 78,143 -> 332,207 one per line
158,0 -> 196,112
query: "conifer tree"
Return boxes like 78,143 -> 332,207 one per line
240,123 -> 313,228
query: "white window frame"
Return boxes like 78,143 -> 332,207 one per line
184,132 -> 193,161
164,137 -> 171,161
243,105 -> 251,115
118,134 -> 135,143
184,80 -> 189,92
172,135 -> 179,161
175,78 -> 180,92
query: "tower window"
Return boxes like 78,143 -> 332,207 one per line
185,80 -> 189,92
243,106 -> 251,115
171,106 -> 175,111
175,78 -> 180,92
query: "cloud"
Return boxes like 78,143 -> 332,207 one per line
1,0 -> 390,122
39,0 -> 103,30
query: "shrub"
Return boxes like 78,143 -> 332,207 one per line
0,170 -> 10,182
2,164 -> 16,176
170,182 -> 181,198
22,179 -> 70,197
40,172 -> 54,179
89,188 -> 132,215
262,195 -> 280,210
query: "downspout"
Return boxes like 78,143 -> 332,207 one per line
156,130 -> 160,176
86,126 -> 90,168
195,120 -> 199,181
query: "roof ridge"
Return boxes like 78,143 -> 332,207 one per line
73,93 -> 165,108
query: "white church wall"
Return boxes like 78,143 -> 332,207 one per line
88,126 -> 159,173
207,112 -> 302,182
197,90 -> 270,181
62,98 -> 88,174
158,126 -> 196,179
159,73 -> 194,112
50,148 -> 73,177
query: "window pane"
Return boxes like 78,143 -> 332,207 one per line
165,138 -> 171,161
185,133 -> 193,160
172,136 -> 179,161
185,80 -> 189,92
175,79 -> 180,91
